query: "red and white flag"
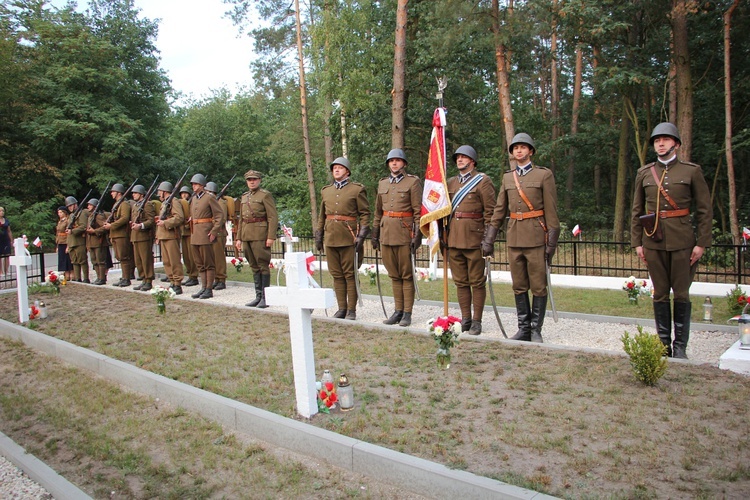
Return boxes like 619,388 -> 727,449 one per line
305,251 -> 315,276
743,227 -> 750,242
572,224 -> 581,237
32,236 -> 42,248
419,108 -> 452,257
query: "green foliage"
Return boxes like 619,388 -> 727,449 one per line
726,284 -> 748,316
621,326 -> 668,386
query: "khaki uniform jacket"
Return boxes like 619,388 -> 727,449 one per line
373,174 -> 422,246
190,191 -> 224,245
130,199 -> 156,243
86,212 -> 109,248
630,158 -> 712,251
316,181 -> 370,248
56,218 -> 68,245
236,188 -> 278,242
108,199 -> 131,239
155,200 -> 184,240
67,209 -> 89,248
179,199 -> 191,237
491,166 -> 560,247
446,170 -> 496,249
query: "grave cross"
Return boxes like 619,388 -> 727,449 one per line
265,252 -> 335,418
9,238 -> 32,323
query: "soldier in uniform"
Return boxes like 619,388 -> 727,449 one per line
446,145 -> 496,335
103,184 -> 134,287
371,149 -> 422,327
64,196 -> 90,283
631,122 -> 712,359
315,157 -> 371,320
483,133 -> 560,343
189,173 -> 225,299
234,170 -> 278,308
155,181 -> 185,294
179,186 -> 199,286
205,181 -> 230,291
129,185 -> 156,291
84,198 -> 110,285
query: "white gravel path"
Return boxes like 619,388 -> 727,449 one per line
0,455 -> 51,499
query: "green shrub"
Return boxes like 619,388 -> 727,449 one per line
621,326 -> 668,386
726,284 -> 748,316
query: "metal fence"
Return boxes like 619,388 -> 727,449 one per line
0,251 -> 46,289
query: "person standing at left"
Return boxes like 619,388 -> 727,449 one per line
315,157 -> 370,320
371,149 -> 422,327
65,196 -> 90,282
85,199 -> 110,285
0,206 -> 13,277
189,174 -> 225,299
631,122 -> 712,359
155,181 -> 185,294
129,185 -> 156,291
446,145 -> 496,336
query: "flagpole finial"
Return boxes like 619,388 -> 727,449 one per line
435,77 -> 447,107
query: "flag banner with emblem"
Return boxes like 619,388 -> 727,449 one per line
419,107 -> 451,257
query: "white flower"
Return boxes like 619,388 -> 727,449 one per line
433,326 -> 444,335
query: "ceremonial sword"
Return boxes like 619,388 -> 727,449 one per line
354,247 -> 364,307
546,262 -> 559,322
485,257 -> 508,338
374,249 -> 388,317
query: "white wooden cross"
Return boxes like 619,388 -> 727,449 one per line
265,252 -> 335,418
9,238 -> 32,323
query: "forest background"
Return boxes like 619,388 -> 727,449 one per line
1,0 -> 749,247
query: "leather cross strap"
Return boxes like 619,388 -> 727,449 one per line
510,209 -> 544,220
383,211 -> 414,218
649,165 -> 680,211
512,171 -> 547,233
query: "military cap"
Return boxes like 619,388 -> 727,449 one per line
244,170 -> 262,180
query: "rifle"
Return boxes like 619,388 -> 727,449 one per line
105,179 -> 139,224
159,168 -> 190,220
133,176 -> 160,223
216,173 -> 237,200
66,188 -> 93,231
87,181 -> 111,230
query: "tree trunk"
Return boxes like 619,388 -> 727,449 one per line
565,42 -> 582,211
668,33 -> 677,123
671,0 -> 693,161
724,0 -> 740,244
593,45 -> 602,210
294,0 -> 318,229
549,0 -> 560,173
612,98 -> 630,242
391,0 -> 408,149
491,0 -> 515,153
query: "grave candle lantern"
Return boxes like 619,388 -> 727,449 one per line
337,373 -> 354,411
702,296 -> 713,323
739,303 -> 750,350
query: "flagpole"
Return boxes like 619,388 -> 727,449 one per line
436,77 -> 449,317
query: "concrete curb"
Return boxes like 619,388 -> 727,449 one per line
0,431 -> 91,500
0,319 -> 555,500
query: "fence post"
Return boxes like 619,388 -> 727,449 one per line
573,241 -> 579,276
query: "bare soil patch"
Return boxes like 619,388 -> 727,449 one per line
2,285 -> 750,498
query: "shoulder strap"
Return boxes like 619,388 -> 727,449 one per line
512,171 -> 548,233
450,174 -> 484,214
650,166 -> 679,210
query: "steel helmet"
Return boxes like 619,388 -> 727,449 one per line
65,196 -> 77,206
132,185 -> 146,196
87,198 -> 100,208
650,122 -> 681,145
452,145 -> 478,164
111,183 -> 125,194
509,133 -> 536,154
205,182 -> 218,193
157,181 -> 174,193
180,185 -> 191,194
385,148 -> 408,165
190,173 -> 207,186
330,157 -> 351,173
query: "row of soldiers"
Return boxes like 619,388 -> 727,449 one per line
57,170 -> 278,305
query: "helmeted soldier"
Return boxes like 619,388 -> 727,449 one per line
446,145 -> 496,335
371,148 -> 422,326
484,133 -> 560,343
631,122 -> 712,359
85,198 -> 110,285
64,196 -> 90,283
315,157 -> 371,320
155,181 -> 185,294
178,185 -> 198,286
129,184 -> 156,291
205,181 -> 231,290
189,173 -> 225,299
103,183 -> 134,287
235,169 -> 278,308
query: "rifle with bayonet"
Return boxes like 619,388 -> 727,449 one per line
215,173 -> 237,200
159,168 -> 190,220
66,188 -> 93,231
105,179 -> 139,224
87,181 -> 111,231
133,176 -> 160,224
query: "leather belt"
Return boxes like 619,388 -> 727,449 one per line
57,232 -> 67,236
243,217 -> 267,223
192,217 -> 214,224
326,215 -> 356,221
510,209 -> 545,220
454,212 -> 482,219
383,211 -> 414,218
658,208 -> 689,219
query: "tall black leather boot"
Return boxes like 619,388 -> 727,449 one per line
653,301 -> 673,357
530,295 -> 547,343
256,273 -> 270,308
246,272 -> 262,307
673,301 -> 691,359
510,292 -> 531,341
